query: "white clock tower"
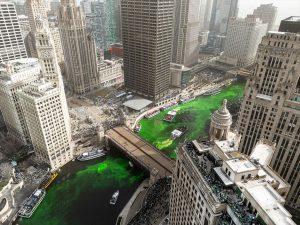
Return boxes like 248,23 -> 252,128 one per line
34,16 -> 73,152
35,17 -> 63,87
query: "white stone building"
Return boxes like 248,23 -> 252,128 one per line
253,3 -> 277,32
0,58 -> 40,143
18,79 -> 73,171
0,1 -> 27,63
169,108 -> 296,225
219,15 -> 268,67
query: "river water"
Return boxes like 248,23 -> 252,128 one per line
19,155 -> 145,225
19,80 -> 245,225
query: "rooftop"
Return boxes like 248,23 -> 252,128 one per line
21,79 -> 57,98
283,16 -> 300,22
182,140 -> 294,225
123,98 -> 152,111
0,58 -> 40,83
226,158 -> 257,173
244,184 -> 295,225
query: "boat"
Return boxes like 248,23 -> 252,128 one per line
134,124 -> 141,133
18,189 -> 46,218
77,148 -> 106,161
110,190 -> 119,205
171,126 -> 188,140
163,109 -> 178,122
40,172 -> 58,189
129,161 -> 134,168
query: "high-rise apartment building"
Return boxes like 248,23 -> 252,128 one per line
172,0 -> 205,67
209,0 -> 238,35
169,103 -> 296,225
58,0 -> 99,94
0,58 -> 40,143
253,3 -> 277,32
0,1 -> 27,63
219,15 -> 267,66
237,32 -> 300,209
18,79 -> 73,171
121,0 -> 174,100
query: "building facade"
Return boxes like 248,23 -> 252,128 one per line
58,0 -> 99,94
18,79 -> 73,171
253,3 -> 277,32
219,15 -> 267,67
121,0 -> 174,100
98,59 -> 123,88
0,1 -> 27,63
0,58 -> 40,143
237,32 -> 300,209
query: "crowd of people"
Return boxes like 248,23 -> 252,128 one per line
128,177 -> 172,225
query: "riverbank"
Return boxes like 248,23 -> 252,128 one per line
19,156 -> 145,225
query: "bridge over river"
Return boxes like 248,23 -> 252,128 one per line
105,126 -> 174,179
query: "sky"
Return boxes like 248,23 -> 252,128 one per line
238,0 -> 300,25
75,0 -> 300,26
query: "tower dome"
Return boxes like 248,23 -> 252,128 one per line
209,99 -> 232,140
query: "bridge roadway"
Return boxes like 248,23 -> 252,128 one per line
105,126 -> 174,178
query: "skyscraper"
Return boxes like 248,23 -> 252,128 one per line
58,0 -> 99,94
209,0 -> 238,35
121,0 -> 174,100
172,0 -> 205,67
25,0 -> 48,33
237,32 -> 300,209
0,1 -> 27,63
253,3 -> 277,32
18,79 -> 73,171
24,0 -> 49,58
219,15 -> 267,66
0,58 -> 40,143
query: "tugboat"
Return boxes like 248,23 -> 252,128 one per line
77,148 -> 106,161
110,190 -> 119,205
